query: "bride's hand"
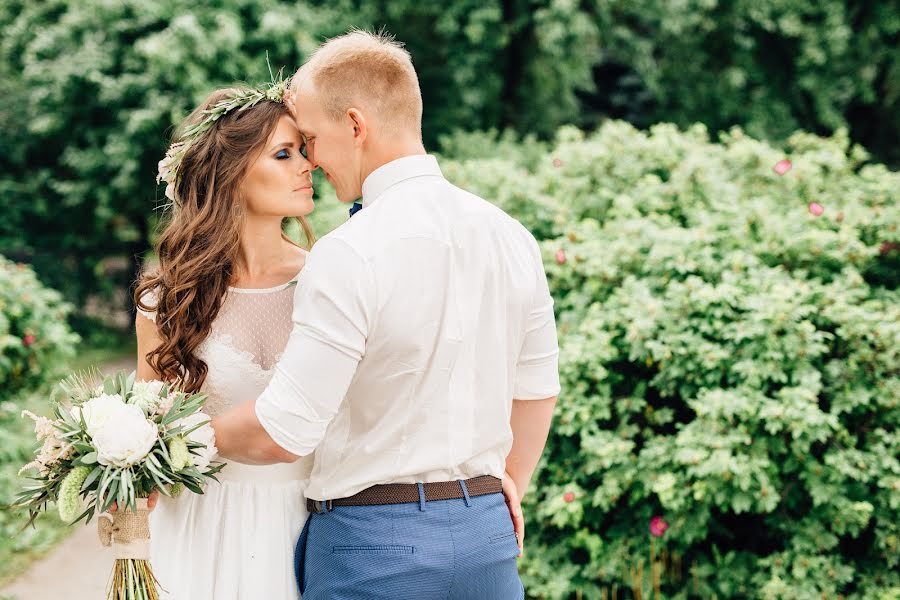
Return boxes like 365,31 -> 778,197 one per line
108,488 -> 160,513
501,472 -> 524,556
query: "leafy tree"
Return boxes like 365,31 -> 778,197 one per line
0,0 -> 358,307
584,0 -> 900,166
2,0 -> 896,314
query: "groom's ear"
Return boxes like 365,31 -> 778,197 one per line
347,108 -> 367,146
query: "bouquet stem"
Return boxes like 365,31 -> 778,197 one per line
98,498 -> 160,600
110,558 -> 159,600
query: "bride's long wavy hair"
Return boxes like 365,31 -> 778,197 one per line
134,88 -> 315,392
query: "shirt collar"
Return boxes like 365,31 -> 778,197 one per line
361,154 -> 443,208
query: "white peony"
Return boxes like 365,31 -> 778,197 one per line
130,380 -> 166,415
175,412 -> 218,471
92,404 -> 158,467
73,393 -> 127,438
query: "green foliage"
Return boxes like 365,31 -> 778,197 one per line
328,0 -> 600,140
2,1 -> 896,312
352,0 -> 900,164
0,0 -> 359,306
442,124 -> 899,598
0,395 -> 71,585
0,256 -> 79,402
587,1 -> 900,166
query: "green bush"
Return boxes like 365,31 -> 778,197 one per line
0,0 -> 361,306
0,256 -> 79,402
443,124 -> 899,598
0,257 -> 81,581
586,1 -> 900,167
3,1 -> 896,311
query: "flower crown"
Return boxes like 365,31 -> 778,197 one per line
156,73 -> 291,204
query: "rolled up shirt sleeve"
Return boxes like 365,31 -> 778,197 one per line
513,237 -> 561,400
256,237 -> 373,456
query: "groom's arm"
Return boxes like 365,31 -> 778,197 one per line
501,232 -> 560,553
212,399 -> 298,464
506,396 -> 557,497
506,233 -> 561,496
212,238 -> 373,465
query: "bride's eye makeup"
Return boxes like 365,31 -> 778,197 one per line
275,149 -> 290,159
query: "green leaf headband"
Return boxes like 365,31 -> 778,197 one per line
156,73 -> 291,205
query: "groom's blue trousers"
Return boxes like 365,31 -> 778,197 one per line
293,484 -> 525,599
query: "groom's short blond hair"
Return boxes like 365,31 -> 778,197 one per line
294,30 -> 423,137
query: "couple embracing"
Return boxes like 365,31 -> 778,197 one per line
135,29 -> 559,600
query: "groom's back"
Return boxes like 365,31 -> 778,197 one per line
267,31 -> 558,598
300,156 -> 559,500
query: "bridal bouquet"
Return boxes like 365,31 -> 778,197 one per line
14,370 -> 223,600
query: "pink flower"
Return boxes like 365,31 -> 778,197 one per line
552,158 -> 563,168
649,516 -> 669,537
22,334 -> 36,347
555,249 -> 567,265
773,159 -> 792,175
880,241 -> 898,255
808,202 -> 825,217
563,492 -> 576,503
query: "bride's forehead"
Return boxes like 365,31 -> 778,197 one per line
275,115 -> 300,132
270,116 -> 301,138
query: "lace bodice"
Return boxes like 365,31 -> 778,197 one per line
138,273 -> 300,416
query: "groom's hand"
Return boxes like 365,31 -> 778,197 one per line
502,473 -> 525,556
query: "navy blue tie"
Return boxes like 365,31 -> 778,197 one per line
349,202 -> 363,218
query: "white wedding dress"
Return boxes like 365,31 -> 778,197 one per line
139,269 -> 311,600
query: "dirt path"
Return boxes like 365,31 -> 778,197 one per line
1,356 -> 135,600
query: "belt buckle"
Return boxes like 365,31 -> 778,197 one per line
312,499 -> 334,514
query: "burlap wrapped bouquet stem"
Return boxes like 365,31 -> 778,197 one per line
97,498 -> 152,560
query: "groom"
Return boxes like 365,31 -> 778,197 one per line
212,30 -> 559,599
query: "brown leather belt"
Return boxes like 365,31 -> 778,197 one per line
306,475 -> 502,514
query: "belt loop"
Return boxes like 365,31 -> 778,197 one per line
417,483 -> 427,512
458,479 -> 472,507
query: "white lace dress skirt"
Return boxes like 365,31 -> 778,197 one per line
141,276 -> 312,600
150,460 -> 311,600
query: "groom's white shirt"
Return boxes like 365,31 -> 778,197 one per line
256,155 -> 560,501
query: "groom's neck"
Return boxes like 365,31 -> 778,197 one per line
361,137 -> 427,182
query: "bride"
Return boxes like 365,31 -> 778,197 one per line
133,80 -> 315,599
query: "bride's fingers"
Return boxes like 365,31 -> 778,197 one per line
106,488 -> 159,513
